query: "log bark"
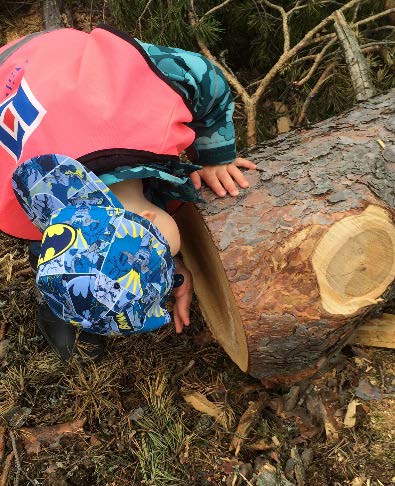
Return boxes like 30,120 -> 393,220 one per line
175,90 -> 395,386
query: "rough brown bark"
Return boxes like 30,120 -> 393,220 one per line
176,90 -> 395,386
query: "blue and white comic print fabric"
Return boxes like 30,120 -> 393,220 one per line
12,154 -> 175,335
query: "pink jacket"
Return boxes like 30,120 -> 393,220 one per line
0,27 -> 194,239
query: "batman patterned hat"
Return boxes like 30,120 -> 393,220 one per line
12,154 -> 175,335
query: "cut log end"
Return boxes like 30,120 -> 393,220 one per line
176,203 -> 248,372
312,205 -> 395,316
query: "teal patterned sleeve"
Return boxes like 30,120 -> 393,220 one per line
136,39 -> 237,166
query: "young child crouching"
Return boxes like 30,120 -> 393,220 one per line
0,26 -> 256,361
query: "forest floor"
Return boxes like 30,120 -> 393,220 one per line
0,3 -> 394,486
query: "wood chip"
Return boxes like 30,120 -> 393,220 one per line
20,418 -> 86,454
229,394 -> 266,456
183,391 -> 228,428
247,439 -> 273,451
344,399 -> 359,428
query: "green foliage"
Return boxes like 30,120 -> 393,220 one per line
106,0 -> 394,143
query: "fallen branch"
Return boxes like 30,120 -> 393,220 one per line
198,0 -> 234,24
333,10 -> 375,100
229,394 -> 266,456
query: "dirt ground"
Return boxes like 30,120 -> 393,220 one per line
0,3 -> 394,486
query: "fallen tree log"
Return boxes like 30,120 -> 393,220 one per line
176,90 -> 395,386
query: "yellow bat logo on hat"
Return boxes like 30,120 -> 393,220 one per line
38,223 -> 77,266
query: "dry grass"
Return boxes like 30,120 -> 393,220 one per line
1,226 -> 394,485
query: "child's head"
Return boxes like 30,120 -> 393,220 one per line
12,154 -> 177,335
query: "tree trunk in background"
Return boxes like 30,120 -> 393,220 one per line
176,90 -> 395,386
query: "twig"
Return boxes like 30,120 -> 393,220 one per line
354,7 -> 395,27
189,0 -> 380,146
198,0 -> 234,23
262,0 -> 290,52
294,37 -> 337,86
361,40 -> 395,49
0,426 -> 6,463
9,431 -> 20,486
136,0 -> 154,38
0,451 -> 15,486
170,359 -> 196,386
9,431 -> 37,486
0,322 -> 6,341
297,61 -> 336,126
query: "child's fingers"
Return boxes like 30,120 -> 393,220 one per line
174,294 -> 192,333
234,157 -> 257,169
174,311 -> 184,333
217,170 -> 239,196
190,171 -> 202,189
201,173 -> 226,197
227,164 -> 250,189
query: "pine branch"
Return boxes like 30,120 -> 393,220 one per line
354,7 -> 395,27
189,0 -> 388,146
294,37 -> 337,86
297,62 -> 336,126
252,0 -> 365,105
261,0 -> 290,52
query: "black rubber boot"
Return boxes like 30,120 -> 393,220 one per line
29,243 -> 104,362
37,302 -> 104,362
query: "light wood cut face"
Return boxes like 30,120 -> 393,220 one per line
312,205 -> 395,315
175,203 -> 248,371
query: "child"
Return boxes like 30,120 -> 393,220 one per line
0,26 -> 256,361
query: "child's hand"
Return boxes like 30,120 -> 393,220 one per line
172,257 -> 193,334
190,157 -> 257,197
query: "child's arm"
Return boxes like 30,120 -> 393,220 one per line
136,41 -> 257,197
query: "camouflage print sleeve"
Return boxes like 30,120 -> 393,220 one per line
136,39 -> 237,166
